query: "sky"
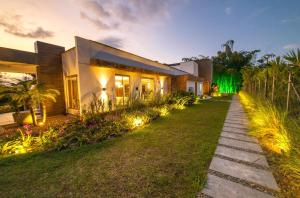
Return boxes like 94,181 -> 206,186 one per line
0,0 -> 299,64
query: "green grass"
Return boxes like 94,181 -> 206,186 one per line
0,99 -> 230,197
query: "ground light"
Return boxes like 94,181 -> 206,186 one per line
133,117 -> 143,127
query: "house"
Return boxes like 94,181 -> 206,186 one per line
169,60 -> 213,95
0,36 -> 212,116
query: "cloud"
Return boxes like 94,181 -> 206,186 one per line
81,0 -> 110,18
281,16 -> 300,23
98,37 -> 124,48
0,14 -> 53,38
283,43 -> 300,50
78,0 -> 181,29
250,7 -> 269,17
80,12 -> 118,30
224,7 -> 232,15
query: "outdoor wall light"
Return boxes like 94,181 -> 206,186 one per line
102,88 -> 107,91
136,87 -> 139,91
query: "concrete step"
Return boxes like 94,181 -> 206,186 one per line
210,150 -> 278,191
215,146 -> 269,167
202,174 -> 274,198
219,137 -> 263,153
221,131 -> 258,143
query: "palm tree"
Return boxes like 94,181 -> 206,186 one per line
0,80 -> 59,126
269,57 -> 285,101
222,40 -> 234,57
284,49 -> 300,67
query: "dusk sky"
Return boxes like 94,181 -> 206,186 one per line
0,0 -> 300,63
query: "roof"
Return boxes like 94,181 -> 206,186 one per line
75,37 -> 189,76
0,47 -> 37,65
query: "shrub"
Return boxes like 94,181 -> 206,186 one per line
1,125 -> 58,155
239,91 -> 291,154
239,91 -> 300,196
0,94 -> 197,155
153,105 -> 170,117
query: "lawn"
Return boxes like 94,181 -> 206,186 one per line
0,98 -> 230,197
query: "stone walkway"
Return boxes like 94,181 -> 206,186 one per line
199,95 -> 279,198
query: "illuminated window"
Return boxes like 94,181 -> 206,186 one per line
66,75 -> 79,110
141,78 -> 154,100
115,75 -> 130,105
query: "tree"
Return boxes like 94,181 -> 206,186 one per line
222,40 -> 234,57
269,57 -> 286,101
0,80 -> 60,126
212,40 -> 260,93
284,49 -> 300,67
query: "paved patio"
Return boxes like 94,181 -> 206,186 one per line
199,95 -> 279,198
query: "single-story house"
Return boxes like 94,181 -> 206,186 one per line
0,36 -> 212,116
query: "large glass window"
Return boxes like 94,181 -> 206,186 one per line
141,78 -> 154,100
115,75 -> 130,106
66,75 -> 79,110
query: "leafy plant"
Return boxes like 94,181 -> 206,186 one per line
0,80 -> 60,126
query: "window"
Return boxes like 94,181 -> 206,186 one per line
115,75 -> 130,105
141,78 -> 154,100
188,87 -> 194,92
66,75 -> 79,110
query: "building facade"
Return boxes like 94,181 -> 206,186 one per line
0,37 -> 213,116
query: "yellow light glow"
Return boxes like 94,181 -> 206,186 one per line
38,122 -> 44,126
115,81 -> 123,88
133,117 -> 143,127
160,77 -> 164,95
100,78 -> 107,87
159,106 -> 169,116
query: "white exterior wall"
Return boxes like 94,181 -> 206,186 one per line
66,37 -> 170,114
62,48 -> 80,114
171,61 -> 198,76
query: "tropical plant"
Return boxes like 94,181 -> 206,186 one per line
0,80 -> 60,126
284,49 -> 300,67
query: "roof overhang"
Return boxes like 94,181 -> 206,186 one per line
0,60 -> 37,74
0,47 -> 37,74
90,57 -> 187,76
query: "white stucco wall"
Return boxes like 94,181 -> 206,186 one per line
73,37 -> 170,113
62,48 -> 81,114
171,61 -> 198,76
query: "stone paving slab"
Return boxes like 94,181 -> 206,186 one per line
223,122 -> 248,129
226,115 -> 247,119
200,95 -> 279,197
222,126 -> 248,134
225,119 -> 249,125
215,146 -> 268,167
209,157 -> 279,190
219,137 -> 263,153
221,131 -> 258,143
225,119 -> 249,124
202,174 -> 274,198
